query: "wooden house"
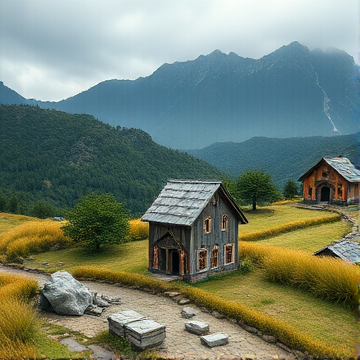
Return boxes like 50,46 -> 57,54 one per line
298,157 -> 360,205
141,180 -> 248,281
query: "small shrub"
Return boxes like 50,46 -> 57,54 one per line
127,219 -> 149,241
239,258 -> 253,274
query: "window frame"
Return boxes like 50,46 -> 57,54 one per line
221,214 -> 229,232
210,245 -> 219,268
197,248 -> 208,271
224,243 -> 234,265
204,216 -> 212,234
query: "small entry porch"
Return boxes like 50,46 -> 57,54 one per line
150,233 -> 188,277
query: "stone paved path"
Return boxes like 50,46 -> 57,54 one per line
0,266 -> 296,360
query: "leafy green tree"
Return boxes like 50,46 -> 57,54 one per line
31,200 -> 56,219
236,170 -> 282,210
62,193 -> 130,252
9,196 -> 19,214
283,180 -> 299,199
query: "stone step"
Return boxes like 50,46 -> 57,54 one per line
200,332 -> 229,348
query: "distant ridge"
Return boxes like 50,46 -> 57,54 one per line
188,133 -> 360,190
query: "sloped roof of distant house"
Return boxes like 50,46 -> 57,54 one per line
298,156 -> 360,182
141,179 -> 248,226
314,240 -> 360,264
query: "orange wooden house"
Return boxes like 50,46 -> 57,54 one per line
298,157 -> 360,205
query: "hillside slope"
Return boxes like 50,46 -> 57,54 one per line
0,105 -> 223,215
189,133 -> 360,190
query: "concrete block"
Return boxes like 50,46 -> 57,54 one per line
185,320 -> 209,335
124,319 -> 166,348
181,307 -> 197,319
108,310 -> 146,337
200,332 -> 229,348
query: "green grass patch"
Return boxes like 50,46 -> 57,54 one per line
240,213 -> 341,241
259,220 -> 351,252
94,331 -> 162,360
240,204 -> 341,238
24,240 -> 149,274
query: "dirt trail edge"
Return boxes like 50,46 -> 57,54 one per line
0,265 -> 297,360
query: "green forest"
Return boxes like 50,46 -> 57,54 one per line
0,105 -> 223,217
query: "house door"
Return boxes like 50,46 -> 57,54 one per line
171,250 -> 180,274
159,248 -> 167,271
320,186 -> 330,202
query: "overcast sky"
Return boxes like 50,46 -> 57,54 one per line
0,0 -> 358,101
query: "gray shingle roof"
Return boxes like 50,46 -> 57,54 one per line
314,240 -> 360,263
142,179 -> 247,226
324,157 -> 360,183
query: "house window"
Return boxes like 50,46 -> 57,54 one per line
210,245 -> 218,268
224,243 -> 234,264
221,215 -> 228,231
204,217 -> 211,233
198,249 -> 208,271
308,186 -> 313,197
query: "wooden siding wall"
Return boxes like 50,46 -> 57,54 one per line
189,192 -> 239,276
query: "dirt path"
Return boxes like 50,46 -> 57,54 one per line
0,266 -> 297,360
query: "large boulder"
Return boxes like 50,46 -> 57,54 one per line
40,271 -> 92,316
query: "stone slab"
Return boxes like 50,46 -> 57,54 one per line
108,310 -> 146,337
200,332 -> 229,348
181,306 -> 197,319
185,320 -> 209,335
124,319 -> 166,348
59,337 -> 89,352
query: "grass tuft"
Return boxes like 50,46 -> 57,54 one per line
71,266 -> 172,293
127,219 -> 149,241
0,274 -> 40,359
239,213 -> 341,241
239,242 -> 360,306
0,220 -> 72,262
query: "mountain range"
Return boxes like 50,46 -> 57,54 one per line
188,132 -> 360,191
1,42 -> 359,149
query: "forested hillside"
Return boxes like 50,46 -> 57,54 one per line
189,133 -> 360,190
0,105 -> 223,216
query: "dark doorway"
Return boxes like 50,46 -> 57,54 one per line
171,251 -> 180,274
320,186 -> 330,202
159,248 -> 166,271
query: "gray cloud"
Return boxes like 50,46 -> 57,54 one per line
0,0 -> 358,101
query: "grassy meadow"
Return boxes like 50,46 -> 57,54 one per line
0,203 -> 359,357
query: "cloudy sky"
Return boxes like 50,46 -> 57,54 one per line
0,0 -> 358,101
